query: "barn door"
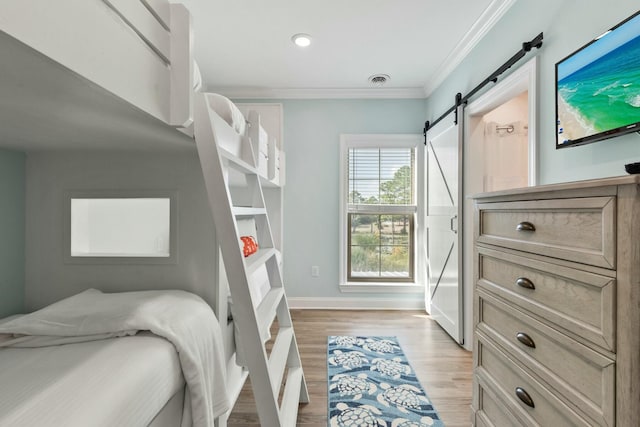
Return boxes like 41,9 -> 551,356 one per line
425,107 -> 463,344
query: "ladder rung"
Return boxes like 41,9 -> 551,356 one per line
232,206 -> 267,217
218,146 -> 257,175
245,248 -> 277,274
268,327 -> 294,397
256,287 -> 284,337
280,367 -> 303,427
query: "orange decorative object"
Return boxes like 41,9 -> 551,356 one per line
240,236 -> 258,257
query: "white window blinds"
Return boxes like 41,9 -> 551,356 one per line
348,147 -> 414,206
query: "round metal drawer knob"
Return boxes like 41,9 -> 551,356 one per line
515,387 -> 535,408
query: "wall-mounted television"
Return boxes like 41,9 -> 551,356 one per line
556,10 -> 640,149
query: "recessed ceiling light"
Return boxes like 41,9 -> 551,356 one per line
292,33 -> 312,47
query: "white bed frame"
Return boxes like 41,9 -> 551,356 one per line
0,0 -> 193,128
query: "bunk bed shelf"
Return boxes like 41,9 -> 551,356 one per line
219,147 -> 259,175
245,248 -> 277,274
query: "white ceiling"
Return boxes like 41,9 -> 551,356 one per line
179,0 -> 514,98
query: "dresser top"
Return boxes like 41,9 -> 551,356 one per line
471,174 -> 640,201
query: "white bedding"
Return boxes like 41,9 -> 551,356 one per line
0,289 -> 229,427
0,333 -> 184,427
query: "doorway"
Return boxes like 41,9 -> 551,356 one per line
460,57 -> 537,350
474,92 -> 530,191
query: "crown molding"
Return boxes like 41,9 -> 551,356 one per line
207,87 -> 427,100
423,0 -> 516,97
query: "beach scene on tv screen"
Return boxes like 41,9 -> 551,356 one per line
557,12 -> 640,146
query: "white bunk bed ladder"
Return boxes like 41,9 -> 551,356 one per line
193,93 -> 309,427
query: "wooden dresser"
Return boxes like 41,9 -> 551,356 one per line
471,176 -> 640,427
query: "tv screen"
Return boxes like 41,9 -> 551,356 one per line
556,10 -> 640,149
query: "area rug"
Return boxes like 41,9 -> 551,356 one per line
327,336 -> 444,427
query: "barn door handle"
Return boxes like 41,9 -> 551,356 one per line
516,221 -> 536,232
450,215 -> 458,234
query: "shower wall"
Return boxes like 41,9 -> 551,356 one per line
480,92 -> 529,192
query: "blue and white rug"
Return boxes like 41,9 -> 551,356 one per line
327,336 -> 444,427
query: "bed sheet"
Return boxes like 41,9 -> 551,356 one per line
0,289 -> 229,426
0,333 -> 184,427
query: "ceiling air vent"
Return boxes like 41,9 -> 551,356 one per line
368,74 -> 390,86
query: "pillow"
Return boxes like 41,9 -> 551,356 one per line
205,93 -> 247,135
240,236 -> 258,257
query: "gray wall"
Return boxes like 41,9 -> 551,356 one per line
25,150 -> 218,310
280,99 -> 426,302
425,0 -> 640,184
0,149 -> 25,317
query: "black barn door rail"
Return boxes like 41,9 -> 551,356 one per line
424,32 -> 543,144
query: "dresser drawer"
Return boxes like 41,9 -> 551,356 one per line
474,379 -> 523,427
477,246 -> 615,350
477,291 -> 615,425
476,335 -> 592,426
476,197 -> 615,269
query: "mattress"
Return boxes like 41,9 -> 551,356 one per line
0,333 -> 184,427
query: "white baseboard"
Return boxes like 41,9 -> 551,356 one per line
287,297 -> 424,310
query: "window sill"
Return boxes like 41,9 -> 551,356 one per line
340,282 -> 424,293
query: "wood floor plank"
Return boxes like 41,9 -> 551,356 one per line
227,309 -> 472,426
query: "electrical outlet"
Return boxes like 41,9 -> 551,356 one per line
311,266 -> 320,277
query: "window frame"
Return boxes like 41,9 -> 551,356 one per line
339,134 -> 424,293
63,190 -> 178,265
347,213 -> 415,282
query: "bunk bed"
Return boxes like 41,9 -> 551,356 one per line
0,93 -> 289,425
0,1 -> 293,424
0,95 -> 287,426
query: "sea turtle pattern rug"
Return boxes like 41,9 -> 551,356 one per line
327,336 -> 445,427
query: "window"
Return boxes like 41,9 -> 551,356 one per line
64,191 -> 177,264
71,198 -> 171,257
340,135 -> 422,289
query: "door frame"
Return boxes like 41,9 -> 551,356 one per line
460,56 -> 538,350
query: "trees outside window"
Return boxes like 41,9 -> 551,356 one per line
346,147 -> 415,281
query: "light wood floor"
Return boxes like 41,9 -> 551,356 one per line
228,310 -> 472,426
